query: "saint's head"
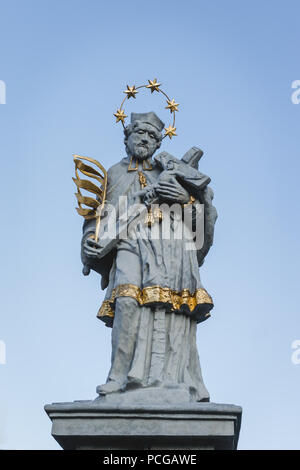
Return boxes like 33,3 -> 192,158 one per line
124,112 -> 164,161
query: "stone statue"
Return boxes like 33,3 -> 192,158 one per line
45,85 -> 242,451
80,111 -> 218,403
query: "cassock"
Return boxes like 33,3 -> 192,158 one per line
82,155 -> 215,401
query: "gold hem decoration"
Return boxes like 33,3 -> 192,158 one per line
97,300 -> 114,318
97,284 -> 213,319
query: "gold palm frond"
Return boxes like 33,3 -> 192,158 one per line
73,154 -> 107,242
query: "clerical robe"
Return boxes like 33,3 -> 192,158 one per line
81,155 -> 215,401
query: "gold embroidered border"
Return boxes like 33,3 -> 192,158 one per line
115,284 -> 143,303
97,284 -> 213,319
97,300 -> 114,318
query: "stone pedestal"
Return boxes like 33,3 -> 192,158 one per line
45,399 -> 242,450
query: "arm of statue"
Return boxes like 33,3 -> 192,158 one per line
80,172 -> 115,289
81,221 -> 114,289
81,218 -> 96,273
132,179 -> 190,205
196,186 -> 218,266
155,175 -> 190,204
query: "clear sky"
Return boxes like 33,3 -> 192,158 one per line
0,0 -> 299,450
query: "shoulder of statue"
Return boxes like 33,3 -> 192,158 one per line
107,157 -> 129,178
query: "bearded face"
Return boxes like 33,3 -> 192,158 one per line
125,122 -> 161,160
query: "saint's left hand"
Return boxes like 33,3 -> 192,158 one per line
156,180 -> 190,204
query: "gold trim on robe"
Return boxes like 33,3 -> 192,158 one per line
97,284 -> 213,322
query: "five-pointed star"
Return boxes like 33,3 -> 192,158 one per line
113,108 -> 127,123
123,85 -> 138,99
165,98 -> 179,113
164,125 -> 177,139
146,78 -> 161,93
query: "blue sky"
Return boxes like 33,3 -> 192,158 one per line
0,0 -> 300,449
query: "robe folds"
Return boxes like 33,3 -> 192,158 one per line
83,156 -> 214,327
82,155 -> 215,401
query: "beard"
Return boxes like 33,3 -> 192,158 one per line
129,143 -> 152,160
135,145 -> 149,160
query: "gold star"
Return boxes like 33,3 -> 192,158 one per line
123,85 -> 138,99
165,98 -> 179,113
113,108 -> 127,123
146,78 -> 161,93
164,125 -> 177,139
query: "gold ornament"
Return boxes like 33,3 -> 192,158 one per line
123,85 -> 138,99
97,284 -> 213,320
146,78 -> 162,93
113,108 -> 127,123
138,171 -> 147,189
165,98 -> 179,113
114,78 -> 179,139
73,155 -> 107,243
164,125 -> 177,139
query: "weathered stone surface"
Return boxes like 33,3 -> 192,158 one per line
45,110 -> 242,451
45,400 -> 242,450
80,112 -> 218,400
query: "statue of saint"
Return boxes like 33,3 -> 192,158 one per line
80,111 -> 217,402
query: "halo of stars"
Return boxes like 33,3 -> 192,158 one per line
113,79 -> 179,140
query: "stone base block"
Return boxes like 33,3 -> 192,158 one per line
45,400 -> 242,450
